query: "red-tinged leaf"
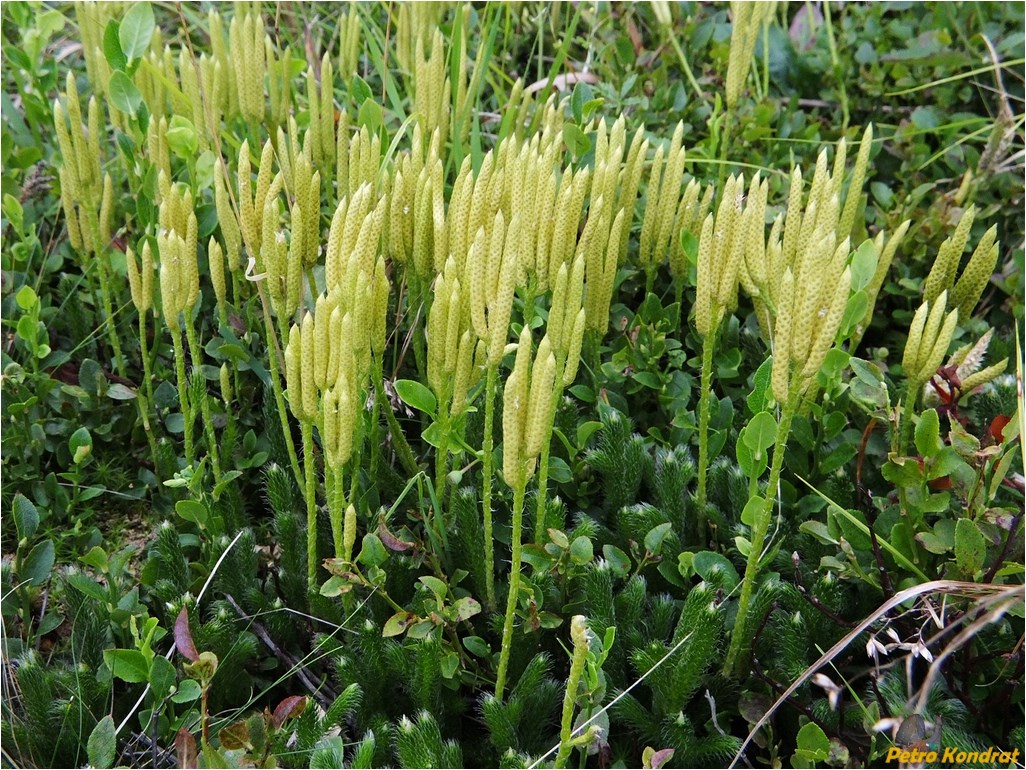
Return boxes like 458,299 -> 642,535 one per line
174,607 -> 199,662
928,475 -> 953,490
378,521 -> 416,552
217,720 -> 252,751
643,747 -> 675,769
175,728 -> 197,769
988,414 -> 1011,443
272,695 -> 307,729
382,611 -> 417,637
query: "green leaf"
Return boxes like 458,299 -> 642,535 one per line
69,426 -> 93,464
954,518 -> 986,575
12,493 -> 39,540
104,648 -> 150,683
440,649 -> 460,679
357,99 -> 383,133
462,636 -> 491,657
108,71 -> 143,115
175,499 -> 208,526
382,611 -> 415,637
570,81 -> 593,123
118,3 -> 155,62
569,536 -> 593,565
149,655 -> 176,701
106,383 -> 137,400
422,421 -> 445,448
691,551 -> 740,591
837,290 -> 868,338
643,522 -> 672,555
747,357 -> 773,414
915,409 -> 942,457
849,239 -> 879,292
794,722 -> 830,766
575,421 -> 603,450
102,19 -> 127,71
166,116 -> 198,157
394,379 -> 436,415
452,596 -> 481,622
21,540 -> 54,585
743,411 -> 777,454
87,715 -> 117,769
680,229 -> 699,265
740,497 -> 766,527
563,123 -> 591,157
171,678 -> 202,703
603,544 -> 631,577
419,575 -> 448,600
15,284 -> 36,310
66,572 -> 108,601
80,546 -> 109,572
357,533 -> 388,568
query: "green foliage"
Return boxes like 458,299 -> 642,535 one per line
1,3 -> 1022,769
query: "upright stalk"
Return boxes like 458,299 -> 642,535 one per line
332,462 -> 347,559
481,364 -> 498,608
185,319 -> 221,481
725,394 -> 797,678
136,312 -> 160,477
171,331 -> 194,466
534,385 -> 563,544
494,477 -> 527,701
695,322 -> 719,543
302,420 -> 318,587
258,292 -> 304,493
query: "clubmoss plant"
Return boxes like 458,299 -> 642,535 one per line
495,326 -> 555,700
724,164 -> 857,676
692,173 -> 753,541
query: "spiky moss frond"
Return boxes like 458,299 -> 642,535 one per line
707,457 -> 750,528
579,560 -> 616,639
61,582 -> 112,671
152,519 -> 191,598
649,445 -> 696,539
585,407 -> 647,515
531,493 -> 568,542
668,582 -> 724,710
395,710 -> 463,769
481,693 -> 522,755
649,592 -> 680,642
262,383 -> 294,470
452,486 -> 488,602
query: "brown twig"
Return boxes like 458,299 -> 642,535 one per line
223,594 -> 336,708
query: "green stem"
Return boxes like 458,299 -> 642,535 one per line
332,462 -> 347,559
258,291 -> 305,493
369,358 -> 383,485
481,364 -> 498,609
83,209 -> 126,378
434,409 -> 451,507
695,321 -> 719,544
724,393 -> 797,678
663,25 -> 705,102
303,420 -> 318,588
171,329 -> 194,466
717,107 -> 735,191
185,316 -> 221,481
534,385 -> 563,544
821,0 -> 849,130
383,382 -> 421,477
494,476 -> 527,701
137,313 -> 160,480
899,381 -> 921,456
554,623 -> 589,769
